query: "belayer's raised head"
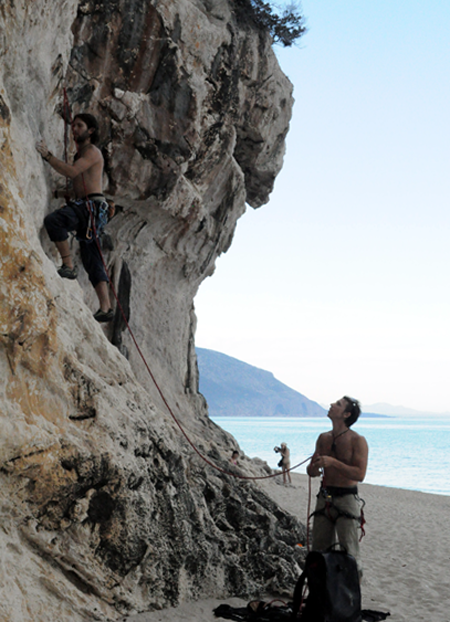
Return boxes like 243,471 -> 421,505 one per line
72,113 -> 99,145
343,396 -> 361,428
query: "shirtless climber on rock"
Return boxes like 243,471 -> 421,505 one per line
36,113 -> 113,322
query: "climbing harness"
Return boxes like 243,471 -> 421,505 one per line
61,88 -> 312,483
309,485 -> 366,542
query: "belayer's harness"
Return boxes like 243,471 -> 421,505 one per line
310,484 -> 366,541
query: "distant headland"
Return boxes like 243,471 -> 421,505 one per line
197,348 -> 390,418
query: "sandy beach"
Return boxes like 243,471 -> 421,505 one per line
123,474 -> 450,622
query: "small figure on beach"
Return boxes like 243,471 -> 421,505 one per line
230,450 -> 240,465
274,442 -> 292,485
36,113 -> 113,322
307,396 -> 369,577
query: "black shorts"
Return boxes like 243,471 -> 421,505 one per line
44,200 -> 108,287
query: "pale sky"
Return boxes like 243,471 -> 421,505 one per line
194,0 -> 450,414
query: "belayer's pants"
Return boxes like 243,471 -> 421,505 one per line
311,489 -> 363,576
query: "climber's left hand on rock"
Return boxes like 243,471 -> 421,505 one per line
36,139 -> 52,161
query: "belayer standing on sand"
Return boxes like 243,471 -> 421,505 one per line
36,113 -> 113,322
307,396 -> 369,577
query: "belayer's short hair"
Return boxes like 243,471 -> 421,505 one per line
343,396 -> 361,427
73,113 -> 99,144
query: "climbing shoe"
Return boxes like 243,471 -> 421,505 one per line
94,308 -> 114,323
57,264 -> 78,279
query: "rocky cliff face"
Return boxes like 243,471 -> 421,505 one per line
0,1 -> 302,620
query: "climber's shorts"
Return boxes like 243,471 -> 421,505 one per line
44,200 -> 108,288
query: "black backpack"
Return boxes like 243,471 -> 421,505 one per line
291,550 -> 362,622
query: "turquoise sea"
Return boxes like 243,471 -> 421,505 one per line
211,416 -> 450,496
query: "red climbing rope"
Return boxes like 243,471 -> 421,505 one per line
306,475 -> 312,552
65,91 -> 313,482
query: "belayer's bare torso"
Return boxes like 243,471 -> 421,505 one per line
310,429 -> 367,487
307,397 -> 369,488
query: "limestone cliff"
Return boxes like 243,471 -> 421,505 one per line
0,1 -> 302,620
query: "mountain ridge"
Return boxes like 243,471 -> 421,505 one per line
198,349 -> 394,419
197,347 -> 325,417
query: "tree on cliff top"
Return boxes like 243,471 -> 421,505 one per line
237,0 -> 307,47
